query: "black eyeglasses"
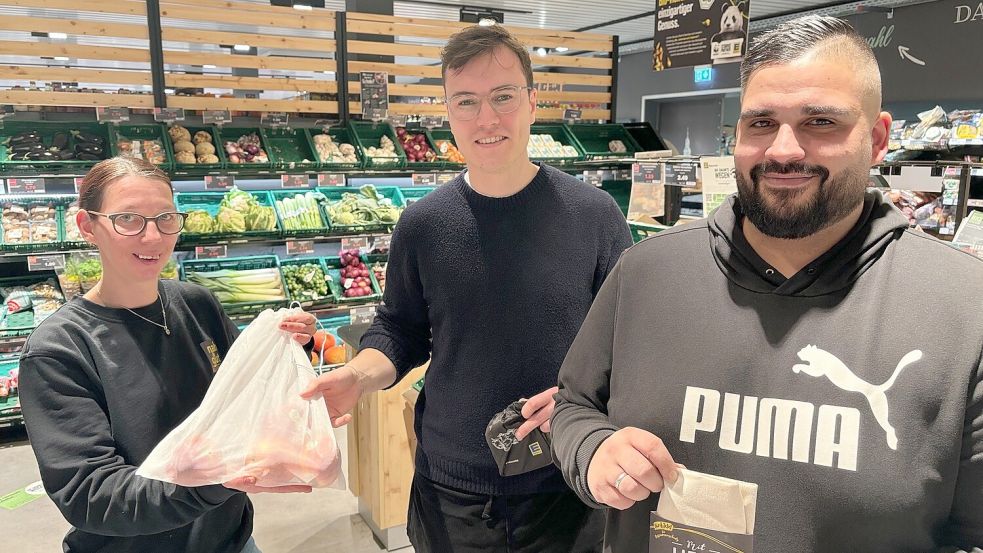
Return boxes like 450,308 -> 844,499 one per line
86,211 -> 187,236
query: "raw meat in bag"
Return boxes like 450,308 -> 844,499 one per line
137,308 -> 342,488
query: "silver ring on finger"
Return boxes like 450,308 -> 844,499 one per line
614,471 -> 629,490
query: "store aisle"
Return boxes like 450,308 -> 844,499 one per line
0,425 -> 410,553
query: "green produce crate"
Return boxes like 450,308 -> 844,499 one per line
60,198 -> 88,250
0,121 -> 111,172
307,127 -> 363,170
566,124 -> 643,161
394,126 -> 444,171
323,254 -> 383,304
175,190 -> 280,242
180,255 -> 288,314
426,128 -> 465,170
0,194 -> 66,253
0,355 -> 22,427
270,189 -> 331,237
165,125 -> 226,173
279,257 -> 337,307
399,186 -> 435,206
215,127 -> 273,170
315,185 -> 404,233
108,124 -> 175,172
629,221 -> 668,243
527,124 -> 585,164
601,179 -> 632,217
0,274 -> 65,336
349,121 -> 406,169
261,127 -> 320,171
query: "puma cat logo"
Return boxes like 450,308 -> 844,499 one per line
792,346 -> 922,450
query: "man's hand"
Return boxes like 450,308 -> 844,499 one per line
300,365 -> 364,427
515,386 -> 559,441
280,311 -> 317,346
224,476 -> 312,494
586,427 -> 678,510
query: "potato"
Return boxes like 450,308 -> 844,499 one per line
175,151 -> 196,164
168,125 -> 191,143
193,130 -> 212,145
173,140 -> 195,154
195,142 -> 216,156
197,154 -> 219,164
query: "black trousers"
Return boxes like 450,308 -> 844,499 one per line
407,473 -> 605,553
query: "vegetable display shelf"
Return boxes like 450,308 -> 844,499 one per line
527,124 -> 586,165
307,127 -> 363,171
215,127 -> 274,171
279,256 -> 337,308
316,185 -> 404,234
261,127 -> 320,172
108,124 -> 175,172
0,121 -> 111,173
165,125 -> 227,174
399,186 -> 435,206
0,274 -> 63,337
176,190 -> 280,242
0,354 -> 22,428
179,255 -> 289,314
628,221 -> 668,243
270,189 -> 331,238
566,124 -> 643,161
323,254 -> 383,304
0,194 -> 70,254
393,126 -> 445,172
349,121 -> 406,170
426,128 -> 466,170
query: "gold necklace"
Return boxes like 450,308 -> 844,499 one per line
123,294 -> 170,336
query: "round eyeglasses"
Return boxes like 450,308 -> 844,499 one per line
86,211 -> 187,236
447,85 -> 532,121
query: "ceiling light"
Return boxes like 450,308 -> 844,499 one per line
165,88 -> 175,94
203,64 -> 217,69
536,47 -> 547,57
233,44 -> 251,52
49,32 -> 68,40
555,46 -> 568,53
478,18 -> 496,26
293,3 -> 312,10
53,56 -> 69,61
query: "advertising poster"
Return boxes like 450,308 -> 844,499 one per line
654,0 -> 750,71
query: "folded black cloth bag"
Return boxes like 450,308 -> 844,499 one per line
485,400 -> 553,477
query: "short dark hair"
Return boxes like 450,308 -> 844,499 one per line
741,15 -> 880,103
441,24 -> 534,88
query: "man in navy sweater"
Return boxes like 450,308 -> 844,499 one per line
303,24 -> 631,552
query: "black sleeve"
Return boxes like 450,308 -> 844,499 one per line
939,352 -> 983,549
593,197 -> 633,296
359,215 -> 432,385
18,353 -> 239,537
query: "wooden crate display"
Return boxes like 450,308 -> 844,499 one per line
158,0 -> 339,115
345,12 -> 614,122
0,0 -> 154,109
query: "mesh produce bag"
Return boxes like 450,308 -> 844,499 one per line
137,307 -> 343,489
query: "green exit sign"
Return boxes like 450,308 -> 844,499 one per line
694,65 -> 713,83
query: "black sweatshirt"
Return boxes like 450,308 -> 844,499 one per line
360,163 -> 633,495
18,280 -> 251,553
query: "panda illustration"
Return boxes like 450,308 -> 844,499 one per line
710,2 -> 747,64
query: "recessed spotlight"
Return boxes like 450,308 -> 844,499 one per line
536,47 -> 547,57
478,18 -> 496,27
555,46 -> 569,53
293,3 -> 313,10
233,44 -> 251,52
49,32 -> 68,40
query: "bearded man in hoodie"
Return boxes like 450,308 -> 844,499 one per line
550,15 -> 983,553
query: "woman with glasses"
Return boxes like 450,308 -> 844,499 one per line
18,157 -> 315,553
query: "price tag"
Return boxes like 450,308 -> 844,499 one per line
616,169 -> 632,181
583,170 -> 614,187
360,71 -> 389,121
202,110 -> 233,126
195,245 -> 227,259
204,175 -> 235,190
317,173 -> 346,187
6,177 -> 45,194
435,173 -> 457,186
563,108 -> 583,123
313,118 -> 339,131
96,107 -> 130,123
412,173 -> 437,186
261,112 -> 289,128
286,239 -> 315,256
341,236 -> 370,252
420,115 -> 444,129
631,163 -> 662,185
27,254 -> 66,272
350,305 -> 377,325
664,162 -> 700,187
154,107 -> 186,123
281,174 -> 310,189
370,234 -> 391,254
73,177 -> 84,192
389,114 -> 409,127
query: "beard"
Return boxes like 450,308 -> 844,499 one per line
735,160 -> 868,239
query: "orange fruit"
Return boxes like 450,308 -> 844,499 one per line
310,352 -> 320,365
312,330 -> 335,353
325,345 -> 347,365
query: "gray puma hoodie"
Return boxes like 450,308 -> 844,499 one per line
552,190 -> 983,553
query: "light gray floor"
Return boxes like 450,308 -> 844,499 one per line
0,425 -> 412,553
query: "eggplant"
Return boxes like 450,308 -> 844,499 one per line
75,143 -> 104,156
56,149 -> 76,160
8,131 -> 41,145
26,151 -> 59,161
11,143 -> 45,154
72,131 -> 104,146
52,132 -> 69,150
76,153 -> 101,161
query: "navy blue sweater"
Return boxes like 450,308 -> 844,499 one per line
360,163 -> 632,495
